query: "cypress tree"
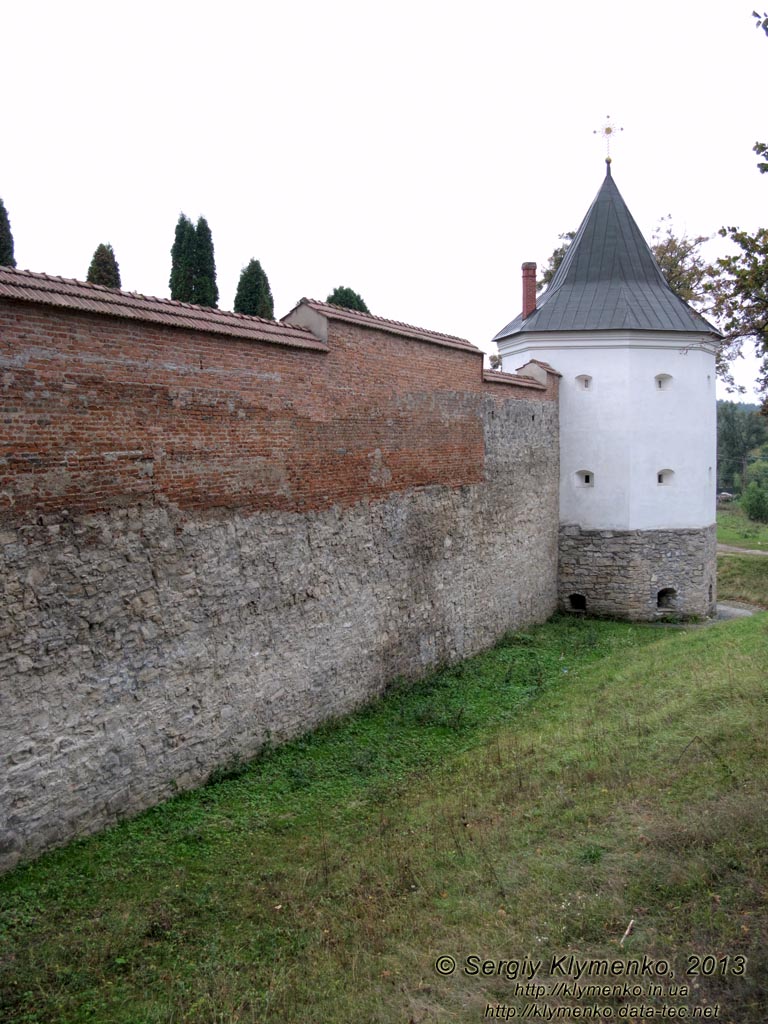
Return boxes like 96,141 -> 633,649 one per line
169,214 -> 196,302
169,213 -> 218,306
234,259 -> 274,318
86,243 -> 121,288
0,197 -> 16,268
193,216 -> 218,308
326,286 -> 369,313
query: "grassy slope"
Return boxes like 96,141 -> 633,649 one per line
1,616 -> 767,1023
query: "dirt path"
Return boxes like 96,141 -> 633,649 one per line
717,543 -> 768,557
716,601 -> 761,619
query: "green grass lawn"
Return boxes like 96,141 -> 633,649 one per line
717,504 -> 768,549
718,553 -> 768,609
2,615 -> 767,1023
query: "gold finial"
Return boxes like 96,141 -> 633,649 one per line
593,115 -> 623,160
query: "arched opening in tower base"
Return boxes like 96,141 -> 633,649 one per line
656,587 -> 678,611
568,593 -> 587,612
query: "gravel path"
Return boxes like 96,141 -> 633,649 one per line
717,543 -> 768,557
715,601 -> 760,619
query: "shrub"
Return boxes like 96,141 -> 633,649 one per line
740,481 -> 768,523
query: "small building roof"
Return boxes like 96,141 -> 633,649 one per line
0,266 -> 326,350
482,368 -> 546,390
283,298 -> 480,353
493,163 -> 721,342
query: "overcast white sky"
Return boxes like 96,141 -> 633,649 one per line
4,0 -> 766,398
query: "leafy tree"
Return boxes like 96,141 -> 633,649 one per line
650,217 -> 712,307
707,12 -> 768,404
169,214 -> 197,302
169,214 -> 218,307
717,401 -> 767,492
193,216 -> 218,308
0,197 -> 16,268
753,10 -> 768,170
741,480 -> 768,523
754,13 -> 768,171
326,286 -> 369,313
86,243 -> 121,288
707,227 -> 768,400
747,445 -> 768,490
647,219 -> 746,386
234,259 -> 274,318
538,232 -> 575,292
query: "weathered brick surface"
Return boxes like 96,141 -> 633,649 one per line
558,523 -> 717,620
0,299 -> 559,871
0,302 -> 552,521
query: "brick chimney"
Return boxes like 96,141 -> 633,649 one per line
522,262 -> 537,320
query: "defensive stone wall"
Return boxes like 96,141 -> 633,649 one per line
558,523 -> 717,620
0,279 -> 559,871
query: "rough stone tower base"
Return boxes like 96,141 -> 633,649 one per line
559,524 -> 717,621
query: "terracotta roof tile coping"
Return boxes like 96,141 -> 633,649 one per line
0,266 -> 327,352
483,369 -> 546,389
290,298 -> 481,353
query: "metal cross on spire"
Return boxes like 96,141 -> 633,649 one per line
593,115 -> 624,166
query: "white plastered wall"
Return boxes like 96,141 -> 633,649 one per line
500,332 -> 717,530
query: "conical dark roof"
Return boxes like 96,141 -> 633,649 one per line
493,163 -> 720,341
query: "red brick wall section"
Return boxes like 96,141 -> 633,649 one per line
0,302 -> 556,521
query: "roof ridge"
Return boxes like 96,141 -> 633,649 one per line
483,368 -> 546,388
0,266 -> 327,349
301,297 -> 473,345
0,265 -> 309,332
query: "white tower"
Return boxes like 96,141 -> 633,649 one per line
494,162 -> 721,620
